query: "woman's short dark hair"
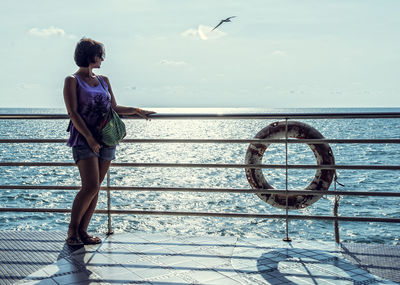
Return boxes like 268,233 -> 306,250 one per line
74,38 -> 105,67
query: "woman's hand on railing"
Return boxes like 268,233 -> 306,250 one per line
136,108 -> 156,121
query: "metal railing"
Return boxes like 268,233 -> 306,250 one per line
1,112 -> 400,243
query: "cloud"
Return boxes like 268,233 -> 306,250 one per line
181,28 -> 198,37
271,50 -> 286,57
17,83 -> 41,90
124,86 -> 136,91
181,25 -> 226,41
159,60 -> 187,66
28,26 -> 76,39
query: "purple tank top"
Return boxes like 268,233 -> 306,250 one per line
67,74 -> 111,147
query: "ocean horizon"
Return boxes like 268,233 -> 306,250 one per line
1,107 -> 400,114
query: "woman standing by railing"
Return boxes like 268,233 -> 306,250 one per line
63,38 -> 154,246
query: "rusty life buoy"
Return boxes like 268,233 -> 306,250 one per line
245,121 -> 335,209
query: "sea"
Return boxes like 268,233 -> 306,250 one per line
0,107 -> 399,245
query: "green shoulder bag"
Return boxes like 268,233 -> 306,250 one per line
97,76 -> 126,146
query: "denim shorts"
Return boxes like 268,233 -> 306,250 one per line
72,144 -> 116,163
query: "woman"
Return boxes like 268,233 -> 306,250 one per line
63,38 -> 154,246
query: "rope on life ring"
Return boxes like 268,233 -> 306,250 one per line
245,121 -> 335,209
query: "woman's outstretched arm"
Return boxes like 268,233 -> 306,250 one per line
101,76 -> 155,120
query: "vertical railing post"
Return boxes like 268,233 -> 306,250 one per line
106,169 -> 114,235
283,118 -> 292,242
334,175 -> 340,243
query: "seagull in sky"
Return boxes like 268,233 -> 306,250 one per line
212,16 -> 237,31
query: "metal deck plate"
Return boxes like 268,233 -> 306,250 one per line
0,231 -> 80,285
341,243 -> 400,283
1,231 -> 399,284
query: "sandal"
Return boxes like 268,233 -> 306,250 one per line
80,234 -> 102,245
66,236 -> 84,246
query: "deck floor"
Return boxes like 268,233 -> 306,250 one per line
1,231 -> 399,284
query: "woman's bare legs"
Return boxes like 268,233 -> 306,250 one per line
68,156 -> 102,239
78,159 -> 111,238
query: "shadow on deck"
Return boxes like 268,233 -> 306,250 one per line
0,231 -> 399,284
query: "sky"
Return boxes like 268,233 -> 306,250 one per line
0,0 -> 399,108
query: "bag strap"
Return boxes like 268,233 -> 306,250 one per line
96,75 -> 109,94
96,75 -> 115,122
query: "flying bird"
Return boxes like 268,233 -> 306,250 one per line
212,16 -> 237,31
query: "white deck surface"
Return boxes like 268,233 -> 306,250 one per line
6,232 -> 397,285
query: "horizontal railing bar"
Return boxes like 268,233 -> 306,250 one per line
0,207 -> 399,223
122,139 -> 400,144
1,162 -> 399,170
0,162 -> 75,167
0,185 -> 399,197
110,188 -> 400,197
0,114 -> 71,120
0,139 -> 67,143
1,138 -> 400,144
1,112 -> 400,120
0,185 -> 80,190
111,163 -> 400,170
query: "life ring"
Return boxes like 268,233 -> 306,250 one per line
245,121 -> 335,209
